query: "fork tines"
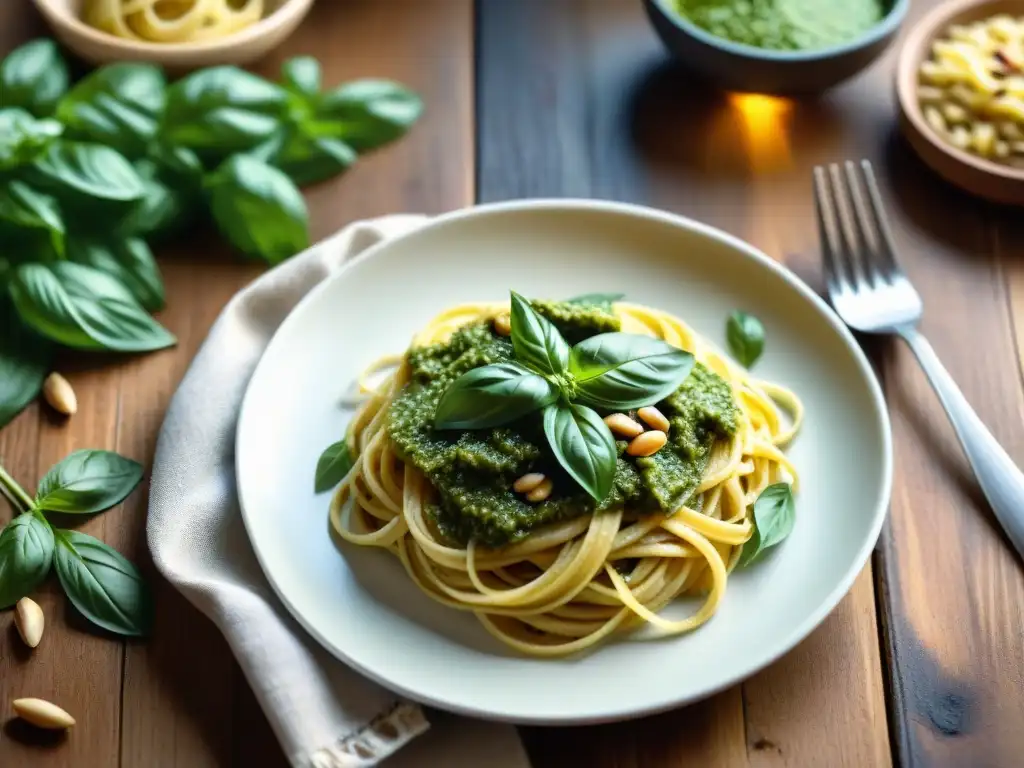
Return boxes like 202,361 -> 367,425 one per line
813,160 -> 902,291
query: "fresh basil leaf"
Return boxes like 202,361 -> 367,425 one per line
0,108 -> 63,170
33,141 -> 147,202
315,440 -> 353,493
68,237 -> 165,312
571,333 -> 694,410
0,39 -> 69,117
57,63 -> 166,157
36,449 -> 143,514
510,291 -> 570,376
149,144 -> 203,178
165,107 -> 280,157
0,180 -> 65,256
317,79 -> 422,151
207,154 -> 309,263
53,529 -> 151,636
282,56 -> 321,97
726,311 -> 765,368
163,66 -> 288,156
739,483 -> 796,567
434,362 -> 558,430
258,125 -> 356,185
9,262 -> 176,352
543,402 -> 616,501
0,299 -> 52,429
0,513 -> 55,609
566,292 -> 625,310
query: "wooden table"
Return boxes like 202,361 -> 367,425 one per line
2,1 -> 1023,765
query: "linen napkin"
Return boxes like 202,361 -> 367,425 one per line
147,216 -> 533,768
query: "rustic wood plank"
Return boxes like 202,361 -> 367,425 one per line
0,1 -> 474,766
477,1 -> 891,766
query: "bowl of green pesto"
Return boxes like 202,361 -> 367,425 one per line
643,0 -> 910,94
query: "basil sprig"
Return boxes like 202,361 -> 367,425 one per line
739,483 -> 795,567
0,39 -> 423,431
0,449 -> 151,635
432,291 -> 695,501
726,310 -> 765,368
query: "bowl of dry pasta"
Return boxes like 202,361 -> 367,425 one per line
897,0 -> 1024,205
31,0 -> 313,69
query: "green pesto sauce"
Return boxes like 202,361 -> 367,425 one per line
387,302 -> 739,548
672,0 -> 885,52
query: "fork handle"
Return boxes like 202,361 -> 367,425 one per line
900,328 -> 1024,559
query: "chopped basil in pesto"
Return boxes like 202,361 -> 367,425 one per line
387,301 -> 739,547
672,0 -> 885,52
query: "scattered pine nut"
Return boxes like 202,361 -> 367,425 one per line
12,698 -> 75,730
525,478 -> 553,502
493,313 -> 512,336
42,373 -> 77,416
14,597 -> 44,648
513,473 -> 546,493
603,413 -> 643,439
637,406 -> 670,432
627,430 -> 667,457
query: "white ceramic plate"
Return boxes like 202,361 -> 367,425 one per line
236,200 -> 892,724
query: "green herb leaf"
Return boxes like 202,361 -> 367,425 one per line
57,63 -> 165,158
434,362 -> 559,430
739,483 -> 795,567
9,262 -> 176,352
53,529 -> 151,636
317,79 -> 422,151
282,56 -> 321,97
571,333 -> 694,410
0,299 -> 52,430
33,140 -> 147,203
120,156 -> 198,241
566,292 -> 625,311
510,291 -> 570,377
0,108 -> 63,170
207,154 -> 309,263
35,449 -> 143,514
315,440 -> 354,493
543,402 -> 616,502
163,66 -> 288,157
0,180 -> 65,256
0,513 -> 55,608
726,311 -> 765,368
69,237 -> 165,312
0,39 -> 69,117
254,127 -> 357,186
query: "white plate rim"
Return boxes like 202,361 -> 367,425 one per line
235,198 -> 894,724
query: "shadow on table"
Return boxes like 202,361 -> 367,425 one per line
624,61 -> 846,181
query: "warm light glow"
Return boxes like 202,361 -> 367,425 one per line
728,92 -> 793,173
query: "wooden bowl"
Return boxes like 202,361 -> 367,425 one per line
896,0 -> 1024,205
30,0 -> 314,70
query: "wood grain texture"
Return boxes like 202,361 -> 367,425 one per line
0,1 -> 473,766
477,1 -> 891,766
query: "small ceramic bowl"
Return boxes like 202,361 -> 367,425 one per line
30,0 -> 314,70
896,0 -> 1024,206
642,0 -> 910,94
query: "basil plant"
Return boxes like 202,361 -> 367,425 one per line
434,292 -> 694,501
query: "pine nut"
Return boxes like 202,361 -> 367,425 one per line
603,413 -> 643,439
513,473 -> 546,493
493,313 -> 512,336
627,430 -> 667,457
12,698 -> 75,729
637,406 -> 670,432
14,597 -> 44,648
42,373 -> 77,416
525,478 -> 553,502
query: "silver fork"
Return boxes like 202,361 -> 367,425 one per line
814,159 -> 1024,560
